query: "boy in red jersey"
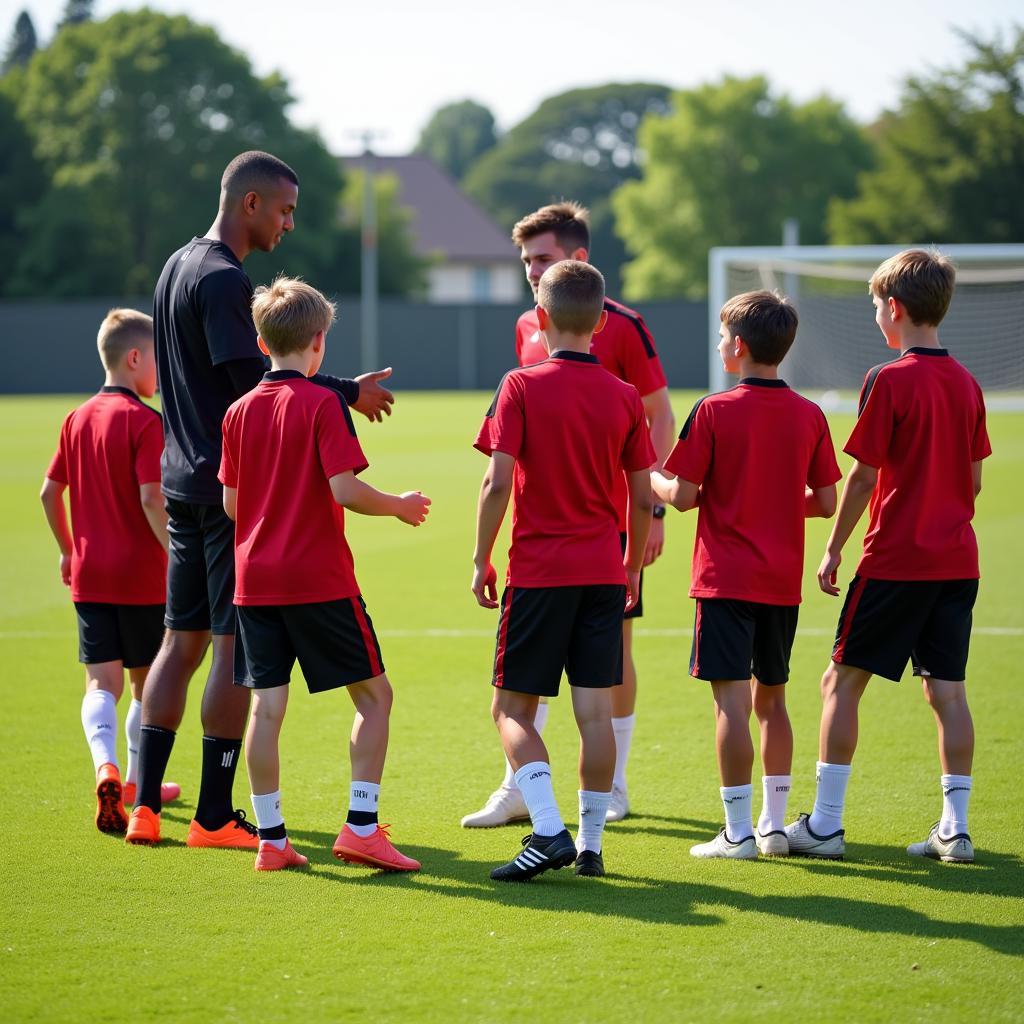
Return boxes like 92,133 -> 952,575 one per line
786,250 -> 990,863
472,260 -> 655,880
220,277 -> 430,872
40,309 -> 180,834
652,292 -> 841,859
463,202 -> 674,829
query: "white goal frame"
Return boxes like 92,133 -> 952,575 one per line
708,244 -> 1024,394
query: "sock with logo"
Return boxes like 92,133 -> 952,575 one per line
577,790 -> 612,853
721,784 -> 754,842
809,761 -> 852,835
939,774 -> 972,837
251,790 -> 287,850
194,735 -> 242,830
81,689 -> 118,772
124,699 -> 143,785
346,781 -> 380,838
501,702 -> 549,789
611,714 -> 636,792
136,725 -> 175,813
758,774 -> 792,834
513,761 -> 564,837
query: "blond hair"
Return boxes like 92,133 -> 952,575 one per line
251,275 -> 336,356
96,308 -> 153,370
537,260 -> 605,335
511,201 -> 590,253
870,249 -> 956,326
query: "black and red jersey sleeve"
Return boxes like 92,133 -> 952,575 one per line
664,397 -> 713,485
845,367 -> 895,468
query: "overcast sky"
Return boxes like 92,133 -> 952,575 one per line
6,0 -> 1020,153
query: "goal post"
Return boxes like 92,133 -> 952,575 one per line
708,244 -> 1024,399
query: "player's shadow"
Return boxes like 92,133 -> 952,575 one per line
605,813 -> 720,841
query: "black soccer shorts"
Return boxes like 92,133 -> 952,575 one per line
690,598 -> 799,685
75,602 -> 165,668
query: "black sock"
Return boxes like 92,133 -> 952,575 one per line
194,735 -> 242,830
345,809 -> 378,828
258,822 -> 287,842
137,726 -> 175,813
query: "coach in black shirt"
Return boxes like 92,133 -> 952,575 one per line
128,151 -> 394,846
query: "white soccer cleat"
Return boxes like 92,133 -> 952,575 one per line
460,785 -> 530,828
756,828 -> 789,857
605,785 -> 630,822
690,827 -> 757,860
907,823 -> 974,863
785,812 -> 845,859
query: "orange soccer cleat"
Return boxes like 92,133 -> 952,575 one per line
186,810 -> 260,849
95,763 -> 129,834
125,805 -> 161,845
332,823 -> 420,872
122,781 -> 182,808
254,839 -> 309,872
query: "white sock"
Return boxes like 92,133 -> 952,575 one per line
611,714 -> 635,792
809,761 -> 852,835
577,790 -> 611,853
721,784 -> 754,842
125,699 -> 143,785
940,774 -> 972,837
251,790 -> 286,849
758,774 -> 792,834
347,780 -> 380,838
81,690 -> 118,772
513,761 -> 563,836
501,702 -> 549,789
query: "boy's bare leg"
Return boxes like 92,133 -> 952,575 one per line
710,679 -> 755,840
919,677 -> 974,844
245,686 -> 288,795
571,685 -> 614,856
347,673 -> 393,785
752,679 -> 793,842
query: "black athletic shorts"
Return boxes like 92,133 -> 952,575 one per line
234,596 -> 385,693
620,532 -> 643,620
492,584 -> 626,697
690,598 -> 799,685
74,602 -> 165,668
164,498 -> 236,635
832,576 -> 978,682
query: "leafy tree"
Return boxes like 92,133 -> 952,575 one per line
58,0 -> 95,29
613,76 -> 874,299
0,88 -> 44,276
463,83 -> 671,295
829,28 -> 1024,245
416,99 -> 497,181
2,11 -> 37,74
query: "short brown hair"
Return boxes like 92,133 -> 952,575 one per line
251,275 -> 336,356
869,248 -> 956,326
537,260 -> 605,335
720,290 -> 798,366
96,308 -> 153,370
512,201 -> 590,254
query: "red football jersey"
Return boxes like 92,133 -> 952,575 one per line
665,379 -> 842,606
474,350 -> 656,587
46,387 -> 167,604
844,348 -> 991,580
516,297 -> 667,530
219,371 -> 369,605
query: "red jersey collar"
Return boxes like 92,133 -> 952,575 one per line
550,349 -> 600,364
262,369 -> 307,383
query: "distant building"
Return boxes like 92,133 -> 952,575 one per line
341,154 -> 523,304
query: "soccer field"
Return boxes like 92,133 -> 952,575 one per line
1,392 -> 1022,1023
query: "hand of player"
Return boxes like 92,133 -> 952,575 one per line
817,548 -> 842,596
397,491 -> 430,526
625,568 -> 641,612
59,554 -> 71,587
472,562 -> 499,609
351,368 -> 394,423
643,516 -> 664,566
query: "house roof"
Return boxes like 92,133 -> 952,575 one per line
340,154 -> 517,264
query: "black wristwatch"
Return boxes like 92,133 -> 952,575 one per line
652,504 -> 666,520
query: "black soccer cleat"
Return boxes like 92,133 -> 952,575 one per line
574,849 -> 605,877
490,829 -> 578,882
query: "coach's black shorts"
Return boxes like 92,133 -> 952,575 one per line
832,576 -> 978,682
75,602 -> 165,668
620,532 -> 643,620
164,498 -> 236,635
234,596 -> 385,693
492,584 -> 626,697
690,598 -> 799,685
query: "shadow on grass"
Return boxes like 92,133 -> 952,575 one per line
606,814 -> 720,841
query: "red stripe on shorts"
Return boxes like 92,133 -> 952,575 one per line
350,597 -> 383,677
833,576 -> 868,663
493,588 -> 513,688
692,600 -> 703,677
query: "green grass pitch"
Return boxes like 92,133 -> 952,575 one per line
1,392 -> 1021,1023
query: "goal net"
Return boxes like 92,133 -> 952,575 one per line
708,245 -> 1024,405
